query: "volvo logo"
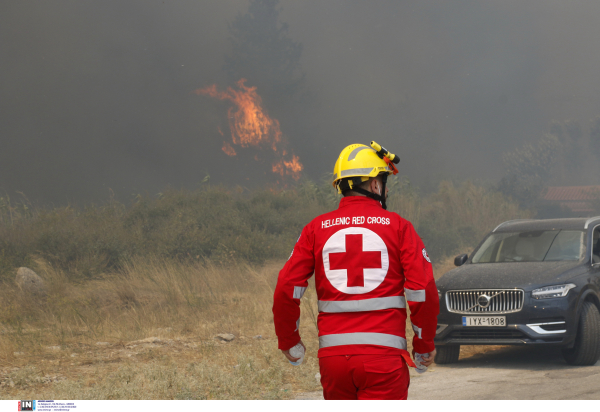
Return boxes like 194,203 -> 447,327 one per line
477,294 -> 491,308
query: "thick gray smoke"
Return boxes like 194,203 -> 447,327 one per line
2,0 -> 600,205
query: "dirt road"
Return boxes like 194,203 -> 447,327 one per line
296,346 -> 600,400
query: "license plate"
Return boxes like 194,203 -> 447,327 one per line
462,316 -> 506,327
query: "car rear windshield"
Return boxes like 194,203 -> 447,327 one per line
471,230 -> 586,263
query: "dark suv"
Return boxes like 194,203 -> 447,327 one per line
435,217 -> 600,366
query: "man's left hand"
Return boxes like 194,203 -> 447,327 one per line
281,340 -> 305,362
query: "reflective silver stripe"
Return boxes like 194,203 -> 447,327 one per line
319,333 -> 407,350
412,323 -> 423,339
347,146 -> 375,161
333,172 -> 338,180
318,296 -> 406,313
295,318 -> 300,332
293,286 -> 307,299
405,288 -> 426,302
340,167 -> 374,177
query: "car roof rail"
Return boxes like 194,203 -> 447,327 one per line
492,219 -> 536,232
584,216 -> 600,229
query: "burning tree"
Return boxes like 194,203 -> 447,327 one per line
196,79 -> 303,181
196,0 -> 309,183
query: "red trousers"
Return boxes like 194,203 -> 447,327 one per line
319,354 -> 410,400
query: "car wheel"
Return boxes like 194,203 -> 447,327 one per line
562,301 -> 600,366
434,345 -> 460,364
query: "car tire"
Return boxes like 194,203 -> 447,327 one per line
434,345 -> 460,364
562,301 -> 600,366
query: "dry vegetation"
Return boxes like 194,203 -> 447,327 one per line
0,255 -> 466,400
0,259 -> 323,399
0,179 -> 530,399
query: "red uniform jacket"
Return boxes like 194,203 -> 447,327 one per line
272,196 -> 439,364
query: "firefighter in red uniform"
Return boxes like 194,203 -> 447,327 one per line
273,142 -> 440,400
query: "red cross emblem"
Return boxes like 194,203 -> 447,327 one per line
323,227 -> 389,294
329,234 -> 382,287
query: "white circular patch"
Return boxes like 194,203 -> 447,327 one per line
422,248 -> 431,263
322,227 -> 389,294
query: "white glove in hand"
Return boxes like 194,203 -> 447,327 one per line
288,343 -> 305,366
414,353 -> 428,374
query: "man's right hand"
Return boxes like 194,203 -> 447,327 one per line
419,349 -> 436,367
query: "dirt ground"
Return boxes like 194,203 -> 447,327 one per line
4,329 -> 599,400
0,332 -> 323,400
296,345 -> 600,400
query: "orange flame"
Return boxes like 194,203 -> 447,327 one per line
197,79 -> 281,150
272,155 -> 303,180
196,79 -> 303,181
222,142 -> 237,157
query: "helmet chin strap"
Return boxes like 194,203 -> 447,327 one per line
350,174 -> 388,210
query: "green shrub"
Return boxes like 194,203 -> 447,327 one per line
0,185 -> 333,282
0,179 -> 529,283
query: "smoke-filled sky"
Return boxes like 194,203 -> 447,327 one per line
2,0 -> 600,205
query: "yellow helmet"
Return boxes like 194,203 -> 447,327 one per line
332,142 -> 399,193
332,142 -> 400,210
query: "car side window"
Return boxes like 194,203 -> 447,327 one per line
545,231 -> 584,261
592,227 -> 600,264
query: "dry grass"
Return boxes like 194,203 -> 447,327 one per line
0,258 -> 424,399
0,258 -> 330,399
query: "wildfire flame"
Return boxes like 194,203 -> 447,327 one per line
196,79 -> 303,180
273,155 -> 303,178
222,142 -> 237,157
